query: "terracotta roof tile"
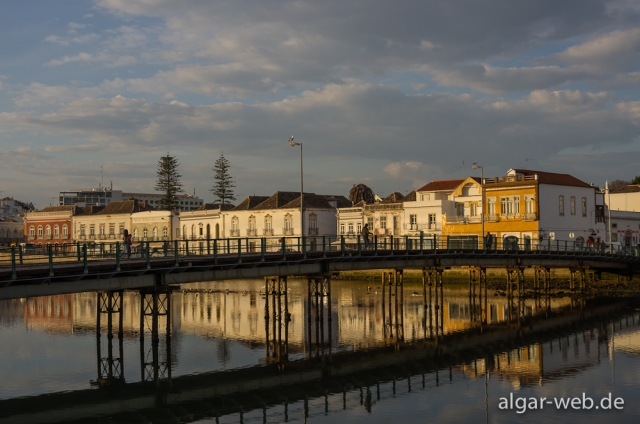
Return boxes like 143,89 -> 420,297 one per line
253,192 -> 303,210
196,203 -> 236,211
322,195 -> 352,208
94,200 -> 154,215
231,196 -> 271,211
511,169 -> 593,188
41,205 -> 76,213
404,191 -> 416,202
417,179 -> 465,192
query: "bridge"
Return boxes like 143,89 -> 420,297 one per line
0,236 -> 638,300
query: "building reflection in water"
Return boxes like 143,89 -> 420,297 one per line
12,279 -> 581,384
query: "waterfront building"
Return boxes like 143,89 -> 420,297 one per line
403,179 -> 465,238
130,209 -> 180,242
24,206 -> 87,249
444,169 -> 602,248
224,191 -> 350,251
72,200 -> 154,243
337,192 -> 409,242
0,197 -> 32,218
178,203 -> 235,241
0,217 -> 24,246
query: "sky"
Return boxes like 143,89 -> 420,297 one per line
1,0 -> 640,208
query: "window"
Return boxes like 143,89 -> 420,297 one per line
38,226 -> 43,238
570,196 -> 576,215
109,224 -> 115,235
54,225 -> 59,238
428,214 -> 436,229
153,227 -> 158,239
380,216 -> 387,229
340,223 -> 345,235
89,225 -> 95,236
283,215 -> 292,230
559,195 -> 564,216
248,215 -> 256,230
410,214 -> 417,229
134,228 -> 139,239
367,217 -> 374,229
357,222 -> 362,234
420,194 -> 424,201
513,196 -> 520,215
99,225 -> 105,236
348,222 -> 354,234
29,226 -> 35,238
525,196 -> 535,214
265,215 -> 272,230
62,225 -> 68,237
143,228 -> 148,239
119,224 -> 124,235
182,225 -> 187,238
79,225 -> 85,236
45,225 -> 51,237
487,197 -> 496,216
163,227 -> 168,238
309,213 -> 317,230
470,204 -> 477,216
456,203 -> 464,216
582,197 -> 587,217
393,216 -> 400,230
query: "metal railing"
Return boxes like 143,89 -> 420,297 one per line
1,235 -> 637,281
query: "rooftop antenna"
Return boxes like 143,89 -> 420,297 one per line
524,158 -> 534,170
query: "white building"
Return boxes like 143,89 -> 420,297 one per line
0,197 -> 32,218
178,203 -> 235,241
402,179 -> 465,237
59,185 -> 204,211
224,192 -> 350,251
0,217 -> 24,245
131,210 -> 180,242
72,200 -> 154,242
609,185 -> 640,212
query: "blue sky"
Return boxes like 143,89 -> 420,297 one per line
2,0 -> 640,207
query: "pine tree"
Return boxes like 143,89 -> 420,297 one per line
155,153 -> 184,210
211,152 -> 236,204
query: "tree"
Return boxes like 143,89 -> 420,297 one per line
609,179 -> 630,192
349,183 -> 375,205
155,153 -> 184,210
211,152 -> 236,204
631,176 -> 640,185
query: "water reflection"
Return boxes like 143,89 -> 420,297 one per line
3,279 -> 637,423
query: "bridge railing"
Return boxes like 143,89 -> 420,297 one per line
0,235 -> 637,278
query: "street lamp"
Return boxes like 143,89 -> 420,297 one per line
472,161 -> 484,249
289,136 -> 303,237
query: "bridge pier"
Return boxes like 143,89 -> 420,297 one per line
506,268 -> 525,323
139,287 -> 172,390
265,276 -> 290,365
307,275 -> 332,361
422,268 -> 444,342
468,267 -> 487,326
94,290 -> 124,386
382,270 -> 404,348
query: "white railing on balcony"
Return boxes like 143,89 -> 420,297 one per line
263,228 -> 273,236
283,228 -> 294,236
522,213 -> 537,221
485,215 -> 499,222
247,228 -> 257,237
308,228 -> 319,235
446,216 -> 482,224
230,229 -> 240,237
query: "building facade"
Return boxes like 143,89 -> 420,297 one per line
24,206 -> 78,249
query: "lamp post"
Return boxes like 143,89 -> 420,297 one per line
289,136 -> 303,237
605,180 -> 612,253
472,162 -> 484,249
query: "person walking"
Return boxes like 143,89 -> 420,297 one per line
121,229 -> 131,259
485,232 -> 493,250
362,223 -> 370,249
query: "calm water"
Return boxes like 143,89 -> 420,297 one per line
1,279 -> 639,423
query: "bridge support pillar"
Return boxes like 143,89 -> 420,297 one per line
139,287 -> 172,391
265,276 -> 290,366
94,290 -> 124,386
306,275 -> 332,361
382,270 -> 404,349
422,268 -> 444,342
506,268 -> 524,323
468,267 -> 487,326
569,268 -> 589,294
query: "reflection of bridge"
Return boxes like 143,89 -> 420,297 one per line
1,236 -> 639,299
0,299 -> 632,424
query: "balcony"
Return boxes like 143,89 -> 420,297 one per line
247,228 -> 257,237
230,229 -> 240,237
28,235 -> 35,241
263,228 -> 274,236
60,234 -> 69,240
446,216 -> 482,224
283,228 -> 294,236
45,235 -> 52,240
485,215 -> 499,222
308,227 -> 319,236
522,213 -> 537,221
78,235 -> 86,241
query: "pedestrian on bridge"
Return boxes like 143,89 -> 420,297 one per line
485,232 -> 493,250
121,229 -> 131,259
362,223 -> 370,249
